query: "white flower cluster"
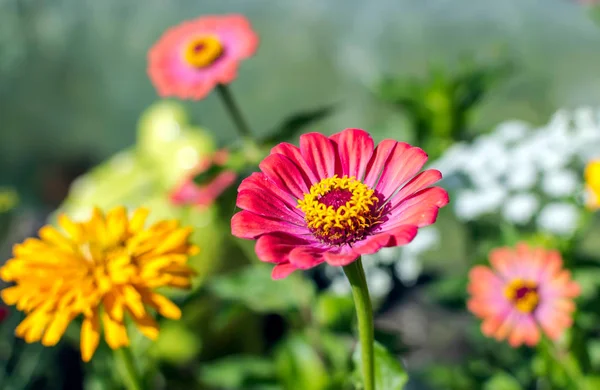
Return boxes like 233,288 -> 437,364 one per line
432,107 -> 600,237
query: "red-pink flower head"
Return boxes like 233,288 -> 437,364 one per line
148,15 -> 259,100
231,128 -> 449,279
0,305 -> 8,323
468,243 -> 580,347
171,150 -> 237,208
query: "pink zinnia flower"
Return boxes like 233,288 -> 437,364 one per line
231,128 -> 449,279
468,243 -> 581,347
148,14 -> 259,100
171,150 -> 237,208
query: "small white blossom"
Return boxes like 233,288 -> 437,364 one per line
536,203 -> 580,237
502,193 -> 539,225
506,164 -> 537,191
541,170 -> 579,198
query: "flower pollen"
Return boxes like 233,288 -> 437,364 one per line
298,176 -> 381,246
184,35 -> 223,68
504,278 -> 539,313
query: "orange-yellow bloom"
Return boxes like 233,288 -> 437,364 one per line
0,207 -> 198,362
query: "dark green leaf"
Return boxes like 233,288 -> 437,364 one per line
352,341 -> 408,390
261,104 -> 337,144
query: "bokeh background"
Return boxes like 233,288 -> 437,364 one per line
2,1 -> 600,389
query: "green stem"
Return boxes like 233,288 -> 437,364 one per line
114,347 -> 143,390
540,337 -> 583,390
343,258 -> 375,390
216,84 -> 253,139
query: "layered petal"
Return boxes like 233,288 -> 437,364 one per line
231,210 -> 311,239
299,133 -> 338,180
330,128 -> 374,181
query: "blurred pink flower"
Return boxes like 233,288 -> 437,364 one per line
468,243 -> 580,347
170,150 -> 237,208
148,15 -> 259,100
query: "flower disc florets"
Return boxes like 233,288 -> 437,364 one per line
504,278 -> 539,313
298,175 -> 381,245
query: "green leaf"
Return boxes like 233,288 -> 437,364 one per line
207,263 -> 316,312
261,104 -> 337,144
483,373 -> 522,390
314,293 -> 355,332
199,355 -> 279,389
352,341 -> 408,390
275,334 -> 330,390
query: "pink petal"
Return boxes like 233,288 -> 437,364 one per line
363,139 -> 398,188
386,225 -> 419,246
381,187 -> 449,230
255,233 -> 315,264
323,248 -> 359,267
259,154 -> 311,199
231,211 -> 310,239
237,189 -> 304,223
299,133 -> 338,180
351,233 -> 393,255
272,262 -> 298,279
330,128 -> 374,181
389,169 -> 443,205
271,143 -> 319,185
239,173 -> 298,208
289,246 -> 327,270
376,145 -> 428,200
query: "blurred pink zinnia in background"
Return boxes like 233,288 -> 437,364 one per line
170,150 -> 237,208
231,128 -> 449,279
148,14 -> 259,100
468,243 -> 581,347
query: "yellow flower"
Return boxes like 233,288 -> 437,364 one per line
585,160 -> 600,210
0,206 -> 198,362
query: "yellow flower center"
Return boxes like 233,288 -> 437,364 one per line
297,175 -> 381,245
183,35 -> 224,68
504,278 -> 539,313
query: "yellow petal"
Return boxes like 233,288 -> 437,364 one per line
58,214 -> 83,241
81,311 -> 100,362
188,245 -> 200,256
106,206 -> 127,244
39,226 -> 74,253
22,311 -> 50,343
1,286 -> 23,305
166,276 -> 192,289
102,311 -> 129,349
140,290 -> 181,320
152,228 -> 192,255
42,312 -> 73,346
130,310 -> 159,340
85,207 -> 107,244
128,208 -> 149,234
103,291 -> 125,322
122,285 -> 145,319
